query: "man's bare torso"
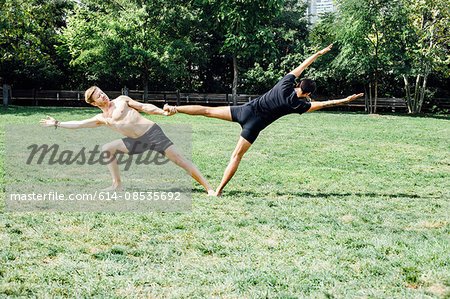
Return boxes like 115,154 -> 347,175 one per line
97,96 -> 154,138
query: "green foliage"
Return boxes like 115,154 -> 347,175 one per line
404,0 -> 449,76
397,0 -> 450,113
0,0 -> 73,88
208,0 -> 281,59
62,0 -> 203,91
0,0 -> 448,99
334,0 -> 402,81
241,0 -> 310,93
196,0 -> 284,98
308,0 -> 449,108
306,13 -> 351,96
243,62 -> 283,94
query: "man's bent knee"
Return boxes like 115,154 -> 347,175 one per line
102,143 -> 117,154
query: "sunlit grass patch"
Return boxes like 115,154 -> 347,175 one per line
0,106 -> 449,297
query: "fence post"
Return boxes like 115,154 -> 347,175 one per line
176,90 -> 180,106
226,93 -> 229,105
164,93 -> 167,103
3,84 -> 11,107
57,92 -> 60,101
32,88 -> 37,106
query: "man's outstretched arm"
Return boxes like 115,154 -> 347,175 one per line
126,98 -> 174,116
289,44 -> 333,78
40,115 -> 104,129
307,93 -> 364,112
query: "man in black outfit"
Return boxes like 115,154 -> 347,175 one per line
164,44 -> 363,195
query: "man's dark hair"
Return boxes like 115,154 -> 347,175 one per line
297,78 -> 317,94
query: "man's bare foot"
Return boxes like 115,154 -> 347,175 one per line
207,189 -> 216,196
163,104 -> 177,116
102,182 -> 123,191
214,189 -> 223,197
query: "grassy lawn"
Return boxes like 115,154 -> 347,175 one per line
0,105 -> 449,297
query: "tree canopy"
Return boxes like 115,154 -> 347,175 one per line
1,0 -> 448,113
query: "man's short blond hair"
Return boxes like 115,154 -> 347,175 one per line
84,86 -> 98,104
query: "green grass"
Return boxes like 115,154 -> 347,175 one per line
1,105 -> 449,297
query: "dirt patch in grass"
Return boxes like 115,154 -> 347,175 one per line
340,215 -> 356,223
418,220 -> 447,229
426,284 -> 448,296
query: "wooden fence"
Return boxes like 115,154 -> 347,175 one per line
6,89 -> 260,107
2,88 -> 449,112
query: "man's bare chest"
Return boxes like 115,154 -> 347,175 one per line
104,100 -> 133,123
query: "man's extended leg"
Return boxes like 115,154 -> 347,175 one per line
102,139 -> 129,191
165,104 -> 232,121
164,145 -> 215,196
215,136 -> 252,196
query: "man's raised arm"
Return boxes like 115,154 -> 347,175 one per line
126,98 -> 174,116
40,115 -> 105,129
289,44 -> 333,78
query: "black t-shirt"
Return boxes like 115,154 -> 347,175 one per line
248,74 -> 311,125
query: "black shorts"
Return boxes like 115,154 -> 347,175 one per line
230,104 -> 268,144
122,124 -> 173,155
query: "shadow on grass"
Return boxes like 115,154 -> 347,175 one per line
372,112 -> 449,120
191,187 -> 259,197
275,190 -> 426,199
209,189 -> 435,200
318,110 -> 449,120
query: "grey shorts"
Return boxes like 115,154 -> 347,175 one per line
122,124 -> 173,155
230,103 -> 268,144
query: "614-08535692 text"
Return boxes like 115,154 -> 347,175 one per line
8,191 -> 183,201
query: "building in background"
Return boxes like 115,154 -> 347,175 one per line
306,0 -> 337,23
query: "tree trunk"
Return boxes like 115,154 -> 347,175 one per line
374,70 -> 378,114
143,71 -> 149,103
364,85 -> 369,113
3,84 -> 11,107
418,68 -> 429,113
404,72 -> 429,114
403,75 -> 413,113
413,74 -> 421,113
232,49 -> 238,106
373,28 -> 379,114
368,82 -> 373,114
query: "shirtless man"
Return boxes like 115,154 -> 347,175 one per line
164,44 -> 364,196
40,86 -> 215,195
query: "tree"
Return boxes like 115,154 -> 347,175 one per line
63,0 -> 203,95
0,0 -> 72,88
306,12 -> 348,97
334,0 -> 406,113
202,0 -> 282,104
400,0 -> 449,114
242,0 -> 310,94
